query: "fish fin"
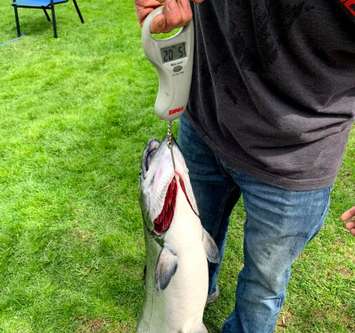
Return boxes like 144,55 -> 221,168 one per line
191,323 -> 208,333
155,246 -> 178,291
202,229 -> 220,264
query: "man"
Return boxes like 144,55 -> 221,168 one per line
135,0 -> 354,332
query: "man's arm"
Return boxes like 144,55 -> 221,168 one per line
341,206 -> 355,236
135,0 -> 204,33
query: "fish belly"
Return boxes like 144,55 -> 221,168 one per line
138,244 -> 208,333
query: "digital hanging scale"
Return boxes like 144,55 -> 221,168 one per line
142,6 -> 194,121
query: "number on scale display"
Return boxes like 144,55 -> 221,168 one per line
161,43 -> 187,63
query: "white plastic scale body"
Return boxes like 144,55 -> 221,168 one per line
142,7 -> 194,121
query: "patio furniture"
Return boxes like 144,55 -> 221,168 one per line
12,0 -> 84,38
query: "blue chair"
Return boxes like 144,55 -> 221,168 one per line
12,0 -> 84,38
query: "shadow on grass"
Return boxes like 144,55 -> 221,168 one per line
14,16 -> 56,36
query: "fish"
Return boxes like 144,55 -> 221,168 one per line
137,136 -> 219,333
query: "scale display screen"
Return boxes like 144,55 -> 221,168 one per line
160,43 -> 186,63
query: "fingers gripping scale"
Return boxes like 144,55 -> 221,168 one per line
142,7 -> 194,121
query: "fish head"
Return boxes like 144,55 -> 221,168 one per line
139,137 -> 198,236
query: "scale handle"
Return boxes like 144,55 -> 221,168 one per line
142,7 -> 193,43
142,6 -> 163,41
142,6 -> 194,57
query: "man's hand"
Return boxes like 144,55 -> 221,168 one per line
135,0 -> 204,33
341,206 -> 355,236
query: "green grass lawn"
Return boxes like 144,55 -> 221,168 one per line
0,1 -> 354,332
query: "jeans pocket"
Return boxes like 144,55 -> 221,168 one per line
307,186 -> 332,242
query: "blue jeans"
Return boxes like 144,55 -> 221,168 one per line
178,114 -> 331,333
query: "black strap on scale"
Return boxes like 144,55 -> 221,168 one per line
167,121 -> 177,171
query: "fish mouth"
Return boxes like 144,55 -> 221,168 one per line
142,139 -> 160,178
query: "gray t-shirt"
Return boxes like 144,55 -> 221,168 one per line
187,0 -> 354,190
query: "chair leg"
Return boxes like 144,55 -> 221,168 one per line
51,5 -> 58,38
13,6 -> 21,37
42,8 -> 51,22
72,0 -> 84,23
